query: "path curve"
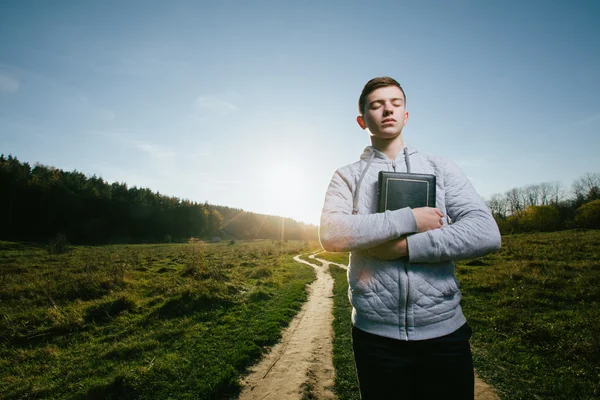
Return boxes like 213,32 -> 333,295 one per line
238,253 -> 336,400
238,253 -> 500,400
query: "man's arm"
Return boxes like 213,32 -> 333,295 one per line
406,158 -> 501,263
365,236 -> 409,260
319,169 -> 419,252
365,207 -> 451,259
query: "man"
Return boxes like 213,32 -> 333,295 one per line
319,77 -> 501,399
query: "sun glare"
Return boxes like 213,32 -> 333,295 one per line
260,161 -> 319,224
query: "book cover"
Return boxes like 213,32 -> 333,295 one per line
377,171 -> 436,212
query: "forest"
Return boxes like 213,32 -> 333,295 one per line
0,155 -> 318,244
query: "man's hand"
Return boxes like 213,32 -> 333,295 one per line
412,207 -> 444,232
366,237 -> 408,260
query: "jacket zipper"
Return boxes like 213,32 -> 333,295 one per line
393,159 -> 410,339
404,263 -> 409,340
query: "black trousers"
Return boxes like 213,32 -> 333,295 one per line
352,323 -> 474,400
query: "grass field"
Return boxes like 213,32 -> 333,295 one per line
0,240 -> 320,399
315,252 -> 349,267
459,230 -> 600,400
324,230 -> 600,400
3,230 -> 598,399
329,265 -> 360,400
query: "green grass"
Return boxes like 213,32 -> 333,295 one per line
326,230 -> 600,400
0,240 -> 320,399
330,265 -> 360,400
457,230 -> 600,400
297,252 -> 319,265
314,252 -> 349,266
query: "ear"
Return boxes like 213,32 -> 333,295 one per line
356,116 -> 367,130
403,111 -> 409,126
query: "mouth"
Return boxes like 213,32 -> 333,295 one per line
382,118 -> 396,124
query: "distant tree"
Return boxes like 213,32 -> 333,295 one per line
538,182 -> 553,205
505,188 -> 524,214
572,172 -> 600,205
524,184 -> 541,207
574,199 -> 600,229
208,209 -> 224,236
548,181 -> 566,205
588,186 -> 600,202
487,194 -> 508,219
0,155 -> 31,236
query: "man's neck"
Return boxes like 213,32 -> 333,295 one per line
370,135 -> 405,160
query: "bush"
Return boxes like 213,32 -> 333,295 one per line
48,233 -> 68,254
574,199 -> 600,229
519,205 -> 561,232
498,206 -> 561,234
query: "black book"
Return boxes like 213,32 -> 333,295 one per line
377,171 -> 436,212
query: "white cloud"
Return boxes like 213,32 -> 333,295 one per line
194,96 -> 239,113
132,141 -> 175,161
0,73 -> 19,93
90,130 -> 175,161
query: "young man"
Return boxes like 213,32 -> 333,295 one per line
319,77 -> 501,399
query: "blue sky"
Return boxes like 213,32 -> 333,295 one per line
1,0 -> 599,224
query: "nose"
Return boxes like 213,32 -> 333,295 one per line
383,102 -> 394,115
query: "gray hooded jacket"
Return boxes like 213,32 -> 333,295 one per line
319,146 -> 501,341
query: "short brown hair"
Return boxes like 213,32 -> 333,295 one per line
358,77 -> 406,115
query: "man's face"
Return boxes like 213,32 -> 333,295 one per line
357,85 -> 408,140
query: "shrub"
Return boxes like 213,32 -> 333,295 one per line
48,233 -> 68,254
497,206 -> 561,234
574,199 -> 600,229
497,215 -> 515,235
518,205 -> 561,232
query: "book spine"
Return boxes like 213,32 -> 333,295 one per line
376,172 -> 386,213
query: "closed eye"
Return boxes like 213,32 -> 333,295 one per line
369,99 -> 403,109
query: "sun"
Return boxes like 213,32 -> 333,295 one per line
259,160 -> 320,224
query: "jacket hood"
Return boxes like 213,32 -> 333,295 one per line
359,145 -> 419,163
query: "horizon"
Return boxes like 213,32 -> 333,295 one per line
1,0 -> 599,225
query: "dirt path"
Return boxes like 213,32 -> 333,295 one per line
238,253 -> 500,400
238,254 -> 336,400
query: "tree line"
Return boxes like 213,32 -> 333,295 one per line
4,153 -> 594,243
486,172 -> 600,234
0,155 -> 318,244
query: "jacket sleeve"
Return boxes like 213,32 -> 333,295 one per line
406,158 -> 501,263
319,169 -> 418,252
